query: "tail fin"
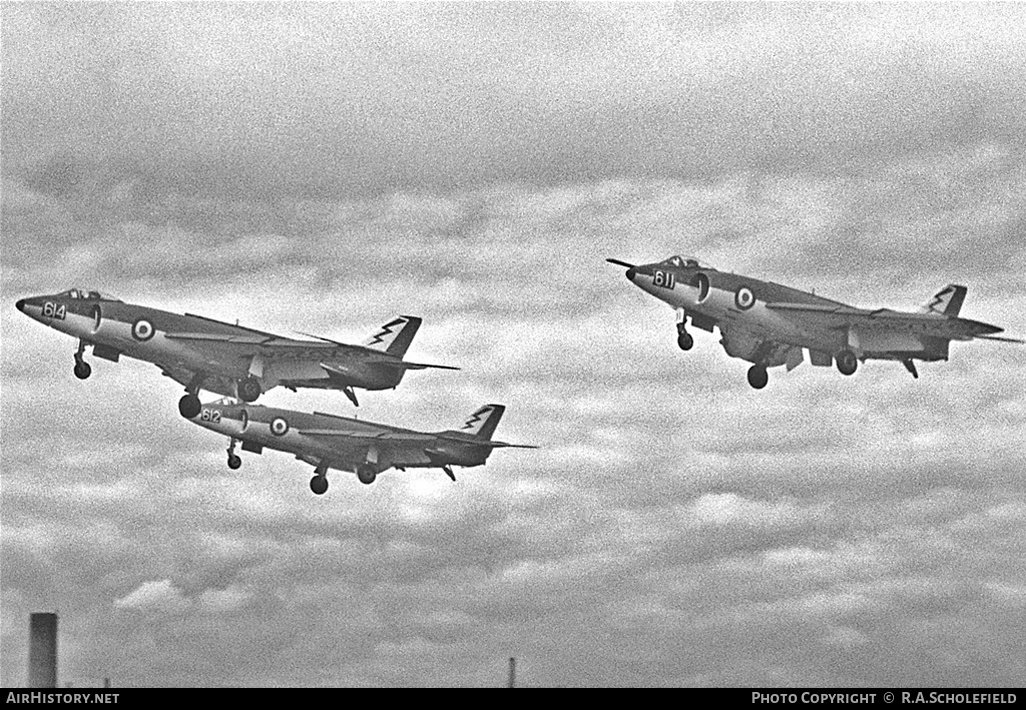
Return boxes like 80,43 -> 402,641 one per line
458,404 -> 505,441
920,285 -> 967,317
362,316 -> 422,357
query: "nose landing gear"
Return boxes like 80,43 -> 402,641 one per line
675,310 -> 694,351
677,327 -> 694,351
227,438 -> 242,470
73,340 -> 91,380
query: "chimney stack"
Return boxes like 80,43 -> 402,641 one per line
29,613 -> 58,688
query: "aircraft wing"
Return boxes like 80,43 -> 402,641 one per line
297,427 -> 438,443
165,332 -> 336,349
297,333 -> 460,369
764,303 -> 1006,340
297,427 -> 538,449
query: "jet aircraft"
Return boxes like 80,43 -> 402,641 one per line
608,256 -> 1021,389
189,400 -> 537,494
16,288 -> 458,416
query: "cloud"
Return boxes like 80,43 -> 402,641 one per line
2,2 -> 1025,688
4,4 -> 1025,200
114,580 -> 189,613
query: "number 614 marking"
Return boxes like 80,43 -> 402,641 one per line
42,302 -> 66,320
653,270 -> 675,289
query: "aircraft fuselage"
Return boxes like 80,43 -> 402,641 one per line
15,290 -> 407,399
626,261 -> 946,365
193,400 -> 493,477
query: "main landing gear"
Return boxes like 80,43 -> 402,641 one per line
310,464 -> 329,495
356,465 -> 377,485
227,438 -> 242,470
836,349 -> 858,376
179,393 -> 202,418
237,376 -> 262,403
178,372 -> 205,419
73,340 -> 91,380
747,364 -> 769,390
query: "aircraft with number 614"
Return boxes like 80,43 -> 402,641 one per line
189,400 -> 537,494
15,288 -> 458,416
607,256 -> 1021,389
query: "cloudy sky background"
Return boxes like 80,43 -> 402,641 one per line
2,2 -> 1025,687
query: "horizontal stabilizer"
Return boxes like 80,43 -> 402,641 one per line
976,334 -> 1025,344
379,360 -> 461,371
436,436 -> 538,449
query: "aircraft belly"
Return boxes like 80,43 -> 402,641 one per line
250,428 -> 350,464
124,332 -> 245,377
381,449 -> 433,469
266,360 -> 328,384
317,360 -> 400,390
855,329 -> 925,356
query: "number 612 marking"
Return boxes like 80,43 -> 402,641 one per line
653,270 -> 675,289
200,409 -> 222,423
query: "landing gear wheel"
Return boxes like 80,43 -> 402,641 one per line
836,349 -> 858,376
747,365 -> 769,390
227,454 -> 242,470
310,475 -> 328,495
357,466 -> 376,485
677,332 -> 694,351
238,377 -> 262,403
179,393 -> 201,418
73,361 -> 92,380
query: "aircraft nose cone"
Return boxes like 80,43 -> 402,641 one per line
15,299 -> 25,313
626,267 -> 637,282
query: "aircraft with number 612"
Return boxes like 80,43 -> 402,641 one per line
15,288 -> 458,416
607,256 -> 1021,389
190,400 -> 537,494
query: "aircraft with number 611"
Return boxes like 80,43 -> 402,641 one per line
15,288 -> 458,416
189,400 -> 537,494
607,256 -> 1021,389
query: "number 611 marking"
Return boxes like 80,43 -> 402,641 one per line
653,270 -> 675,289
200,409 -> 222,423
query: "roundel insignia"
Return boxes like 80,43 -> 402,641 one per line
131,318 -> 155,341
270,417 -> 289,436
735,286 -> 755,310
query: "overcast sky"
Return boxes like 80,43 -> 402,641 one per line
2,2 -> 1025,688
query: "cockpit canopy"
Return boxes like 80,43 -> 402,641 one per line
60,288 -> 121,301
659,255 -> 710,269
